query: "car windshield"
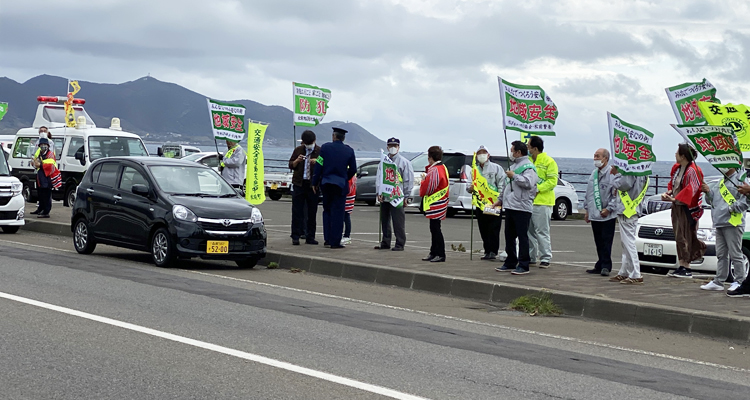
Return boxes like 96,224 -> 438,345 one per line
149,165 -> 237,197
181,153 -> 204,162
89,136 -> 149,161
0,148 -> 10,176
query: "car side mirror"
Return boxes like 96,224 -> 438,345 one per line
360,171 -> 369,177
74,148 -> 86,166
132,184 -> 150,197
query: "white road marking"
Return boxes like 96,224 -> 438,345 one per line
0,291 -> 429,400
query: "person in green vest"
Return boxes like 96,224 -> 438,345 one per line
701,167 -> 747,293
220,139 -> 246,189
609,167 -> 649,284
583,148 -> 618,276
527,136 -> 558,268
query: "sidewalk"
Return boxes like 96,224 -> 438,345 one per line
22,208 -> 750,342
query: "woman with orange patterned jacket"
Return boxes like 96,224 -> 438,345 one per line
420,146 -> 450,262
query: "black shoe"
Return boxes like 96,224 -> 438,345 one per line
511,267 -> 530,275
669,267 -> 692,278
600,268 -> 610,277
306,239 -> 319,245
330,244 -> 345,249
539,262 -> 550,268
430,256 -> 446,263
727,286 -> 750,298
392,247 -> 404,251
481,252 -> 497,260
324,242 -> 330,248
422,254 -> 436,261
496,265 -> 514,272
374,245 -> 391,250
586,268 -> 602,274
37,214 -> 50,219
292,239 -> 300,245
300,234 -> 306,240
30,209 -> 41,215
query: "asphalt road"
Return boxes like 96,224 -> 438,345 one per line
0,229 -> 749,399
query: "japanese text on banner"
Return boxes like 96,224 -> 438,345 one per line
375,151 -> 404,207
207,98 -> 246,143
698,102 -> 750,154
246,122 -> 269,205
665,79 -> 719,125
498,77 -> 558,136
293,82 -> 331,127
607,112 -> 656,176
672,124 -> 741,170
471,152 -> 499,209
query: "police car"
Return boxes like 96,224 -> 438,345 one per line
8,96 -> 149,207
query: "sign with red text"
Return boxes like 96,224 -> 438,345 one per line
293,82 -> 331,127
607,112 -> 656,176
672,124 -> 741,169
207,99 -> 246,142
665,79 -> 720,125
376,151 -> 404,207
498,77 -> 558,136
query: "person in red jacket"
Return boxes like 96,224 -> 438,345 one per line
342,175 -> 357,245
420,146 -> 449,262
661,143 -> 706,278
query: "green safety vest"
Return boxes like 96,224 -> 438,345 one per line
619,177 -> 649,218
719,179 -> 743,227
221,146 -> 237,168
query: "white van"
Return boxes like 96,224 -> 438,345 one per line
0,143 -> 24,233
8,96 -> 149,207
157,143 -> 201,158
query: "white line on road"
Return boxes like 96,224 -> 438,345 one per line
0,291 -> 429,400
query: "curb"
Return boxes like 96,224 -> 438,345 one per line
21,220 -> 750,342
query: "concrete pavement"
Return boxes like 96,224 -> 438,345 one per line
22,199 -> 750,342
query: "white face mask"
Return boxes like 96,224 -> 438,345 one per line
477,154 -> 488,164
305,143 -> 315,150
388,147 -> 398,155
594,159 -> 604,168
719,168 -> 731,175
509,153 -> 516,162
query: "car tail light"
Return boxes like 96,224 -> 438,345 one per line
459,169 -> 470,183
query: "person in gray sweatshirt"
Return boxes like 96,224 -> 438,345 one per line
493,141 -> 538,275
583,148 -> 618,276
610,168 -> 649,285
700,168 -> 748,292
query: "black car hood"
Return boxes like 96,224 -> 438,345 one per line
168,195 -> 255,219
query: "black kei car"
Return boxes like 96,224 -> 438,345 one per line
71,157 -> 266,268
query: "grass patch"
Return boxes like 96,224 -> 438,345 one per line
509,292 -> 562,316
450,243 -> 467,252
267,262 -> 279,269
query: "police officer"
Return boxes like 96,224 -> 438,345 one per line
312,127 -> 357,249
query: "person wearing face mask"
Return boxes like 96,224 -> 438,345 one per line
527,136 -> 558,269
374,137 -> 414,251
609,165 -> 649,285
34,126 -> 55,159
582,148 -> 618,276
33,138 -> 59,218
420,146 -> 449,262
220,139 -> 246,189
701,167 -> 748,293
288,130 -> 321,245
492,141 -> 538,275
467,145 -> 505,260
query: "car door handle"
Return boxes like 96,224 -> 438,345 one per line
113,195 -> 122,200
86,188 -> 95,193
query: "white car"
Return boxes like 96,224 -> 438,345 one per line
0,148 -> 24,233
636,207 -> 750,274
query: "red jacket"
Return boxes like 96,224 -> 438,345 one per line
420,161 -> 449,220
668,162 -> 704,220
345,176 -> 356,214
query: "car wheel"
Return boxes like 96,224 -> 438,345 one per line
1,226 -> 19,234
73,218 -> 96,254
22,183 -> 37,203
151,228 -> 176,268
64,185 -> 76,207
235,256 -> 259,269
553,198 -> 569,220
268,190 -> 282,201
365,200 -> 376,206
741,246 -> 750,277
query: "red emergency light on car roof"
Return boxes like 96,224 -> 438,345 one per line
36,96 -> 86,105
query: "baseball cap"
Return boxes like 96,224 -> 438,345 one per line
387,137 -> 400,145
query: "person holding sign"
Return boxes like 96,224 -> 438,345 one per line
374,138 -> 414,251
609,167 -> 649,284
582,148 -> 618,276
662,144 -> 706,278
467,145 -> 504,260
220,139 -> 247,190
313,127 -> 357,249
420,146 -> 449,262
493,141 -> 538,275
289,130 -> 321,245
700,168 -> 748,292
527,136 -> 558,268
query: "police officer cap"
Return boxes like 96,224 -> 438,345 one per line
387,137 -> 400,145
332,127 -> 348,135
38,138 -> 49,146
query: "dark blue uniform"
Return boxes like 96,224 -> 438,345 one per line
313,140 -> 357,247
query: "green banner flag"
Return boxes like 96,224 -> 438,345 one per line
293,82 -> 331,127
672,124 -> 742,169
497,77 -> 558,136
375,151 -> 404,207
207,98 -> 246,142
607,112 -> 656,176
665,79 -> 720,125
0,102 -> 7,121
246,122 -> 269,205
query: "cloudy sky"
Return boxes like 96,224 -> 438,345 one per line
1,0 -> 749,158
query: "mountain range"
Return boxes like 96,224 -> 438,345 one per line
0,75 -> 386,151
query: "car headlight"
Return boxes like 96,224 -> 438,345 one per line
251,207 -> 263,224
172,205 -> 198,222
11,182 -> 21,197
697,228 -> 716,242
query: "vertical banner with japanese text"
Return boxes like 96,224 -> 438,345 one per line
207,99 -> 246,142
246,122 -> 269,205
0,102 -> 7,121
375,151 -> 404,207
665,79 -> 720,125
607,112 -> 656,176
671,124 -> 741,169
293,82 -> 331,127
697,102 -> 750,154
498,77 -> 558,136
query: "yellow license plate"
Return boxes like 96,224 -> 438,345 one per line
207,241 -> 229,254
271,183 -> 279,190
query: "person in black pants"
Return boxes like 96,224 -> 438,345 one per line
583,148 -> 619,276
288,130 -> 321,245
34,138 -> 55,218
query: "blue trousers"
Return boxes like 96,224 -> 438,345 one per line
322,184 -> 345,246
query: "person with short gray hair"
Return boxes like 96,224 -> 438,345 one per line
583,148 -> 618,276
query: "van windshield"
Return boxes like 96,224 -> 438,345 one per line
0,148 -> 9,176
88,136 -> 149,161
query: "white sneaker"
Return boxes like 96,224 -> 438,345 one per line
728,282 -> 741,292
700,281 -> 725,291
341,237 -> 352,245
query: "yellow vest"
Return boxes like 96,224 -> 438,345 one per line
533,152 -> 558,206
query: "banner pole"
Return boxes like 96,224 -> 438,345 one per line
293,125 -> 297,148
378,203 -> 382,245
503,128 -> 513,192
470,195 -> 475,260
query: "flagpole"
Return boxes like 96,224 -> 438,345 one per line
470,194 -> 475,261
503,128 -> 513,192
